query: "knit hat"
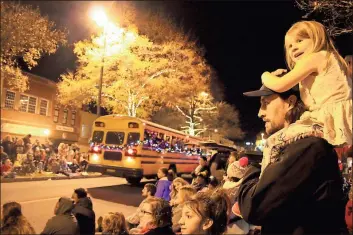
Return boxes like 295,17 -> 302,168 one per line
227,161 -> 246,179
239,157 -> 249,167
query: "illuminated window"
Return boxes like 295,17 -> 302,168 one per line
5,90 -> 15,109
54,106 -> 59,123
62,109 -> 68,124
71,111 -> 76,126
19,94 -> 37,113
39,99 -> 49,116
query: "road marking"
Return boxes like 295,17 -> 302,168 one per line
1,197 -> 60,206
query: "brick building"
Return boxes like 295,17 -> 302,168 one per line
1,72 -> 96,150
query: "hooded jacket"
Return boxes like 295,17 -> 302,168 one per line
41,197 -> 79,235
72,197 -> 96,235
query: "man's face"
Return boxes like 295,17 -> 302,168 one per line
258,94 -> 290,136
141,186 -> 148,197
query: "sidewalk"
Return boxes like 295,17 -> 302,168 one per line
1,172 -> 104,183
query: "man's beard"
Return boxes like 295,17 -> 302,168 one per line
266,122 -> 284,136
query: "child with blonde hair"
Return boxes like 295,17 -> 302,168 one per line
172,185 -> 196,232
261,20 -> 352,171
169,177 -> 189,206
102,212 -> 129,235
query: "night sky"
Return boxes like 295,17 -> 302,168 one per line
25,1 -> 352,142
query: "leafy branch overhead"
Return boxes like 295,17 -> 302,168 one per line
1,1 -> 67,91
295,0 -> 353,36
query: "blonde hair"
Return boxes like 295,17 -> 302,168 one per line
284,20 -> 348,74
170,177 -> 189,200
177,185 -> 196,203
183,188 -> 230,235
102,212 -> 128,235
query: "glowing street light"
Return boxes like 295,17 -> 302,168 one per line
44,129 -> 50,136
91,7 -> 108,27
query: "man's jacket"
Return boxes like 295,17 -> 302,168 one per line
41,197 -> 79,235
72,197 -> 96,235
238,137 -> 348,235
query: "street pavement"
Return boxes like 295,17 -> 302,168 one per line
1,177 -> 155,233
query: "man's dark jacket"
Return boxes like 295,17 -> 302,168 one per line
238,137 -> 348,235
72,197 -> 96,235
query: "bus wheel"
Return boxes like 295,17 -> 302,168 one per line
126,177 -> 141,185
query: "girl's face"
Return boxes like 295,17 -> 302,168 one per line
179,206 -> 211,235
174,181 -> 183,191
285,31 -> 314,64
139,203 -> 154,228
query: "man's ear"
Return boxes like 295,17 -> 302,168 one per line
202,218 -> 214,231
287,95 -> 297,109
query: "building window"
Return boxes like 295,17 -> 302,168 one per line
63,109 -> 68,124
19,94 -> 37,114
71,111 -> 76,126
39,99 -> 49,116
5,90 -> 16,109
54,106 -> 59,123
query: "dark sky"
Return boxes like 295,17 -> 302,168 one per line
25,1 -> 352,142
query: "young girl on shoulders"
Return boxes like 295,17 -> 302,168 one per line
262,20 -> 352,146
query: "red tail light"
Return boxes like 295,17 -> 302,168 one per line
89,146 -> 102,154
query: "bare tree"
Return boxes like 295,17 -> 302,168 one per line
295,0 -> 353,36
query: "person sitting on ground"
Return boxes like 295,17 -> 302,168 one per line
171,185 -> 196,233
155,167 -> 173,201
178,188 -> 230,235
41,197 -> 79,235
79,154 -> 89,172
22,134 -> 31,146
169,177 -> 189,206
2,135 -> 15,162
69,159 -> 81,174
101,212 -> 129,235
21,153 -> 36,175
72,188 -> 96,235
130,197 -> 174,235
1,201 -> 36,234
1,146 -> 9,164
126,183 -> 156,229
1,159 -> 15,178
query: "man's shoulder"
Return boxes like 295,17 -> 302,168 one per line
287,136 -> 333,151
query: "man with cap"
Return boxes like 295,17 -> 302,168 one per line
236,84 -> 348,235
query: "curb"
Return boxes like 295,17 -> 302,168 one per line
1,173 -> 106,183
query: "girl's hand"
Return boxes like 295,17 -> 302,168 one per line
271,69 -> 287,76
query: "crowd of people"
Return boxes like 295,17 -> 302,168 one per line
0,134 -> 89,178
1,19 -> 353,235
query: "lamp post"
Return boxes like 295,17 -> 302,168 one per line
91,8 -> 108,116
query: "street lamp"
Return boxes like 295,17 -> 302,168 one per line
91,7 -> 108,117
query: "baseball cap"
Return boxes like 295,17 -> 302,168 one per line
243,85 -> 299,97
243,85 -> 277,97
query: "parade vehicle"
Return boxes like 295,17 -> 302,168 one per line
87,115 -> 202,184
